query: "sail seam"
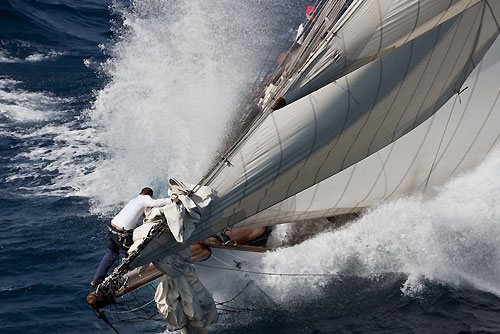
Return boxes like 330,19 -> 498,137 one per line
402,0 -> 421,45
391,21 -> 444,142
291,94 -> 321,212
312,75 -> 352,185
387,5 -> 485,198
485,0 -> 500,31
411,4 -> 481,130
255,113 -> 283,213
449,64 -> 500,176
425,3 -> 489,175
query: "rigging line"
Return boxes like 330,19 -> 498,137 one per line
216,280 -> 254,306
182,2 -> 334,195
116,315 -> 164,323
102,299 -> 156,315
194,262 -> 339,277
217,305 -> 257,313
423,95 -> 459,193
251,281 -> 281,308
189,0 -> 333,193
94,308 -> 121,334
210,253 -> 237,267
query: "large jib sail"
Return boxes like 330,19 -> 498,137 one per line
123,0 -> 500,271
281,0 -> 488,104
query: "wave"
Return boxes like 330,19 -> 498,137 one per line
0,77 -> 70,122
257,148 -> 500,299
1,0 -> 111,54
0,0 -> 314,212
0,77 -> 102,197
78,0 -> 291,211
0,49 -> 66,63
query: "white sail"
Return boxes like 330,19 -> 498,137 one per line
127,0 -> 500,269
240,34 -> 500,227
282,0 -> 485,104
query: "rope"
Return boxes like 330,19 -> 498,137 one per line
214,279 -> 280,314
102,299 -> 155,315
94,309 -> 121,334
217,304 -> 257,314
194,262 -> 339,277
423,94 -> 460,193
188,0 -> 349,194
215,280 -> 254,306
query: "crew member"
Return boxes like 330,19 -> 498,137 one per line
270,5 -> 317,84
91,187 -> 176,287
295,6 -> 317,46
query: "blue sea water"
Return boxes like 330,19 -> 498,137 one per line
2,0 -> 500,333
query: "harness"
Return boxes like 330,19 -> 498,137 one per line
108,224 -> 133,246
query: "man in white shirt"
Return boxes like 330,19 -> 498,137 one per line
295,5 -> 317,46
91,187 -> 176,287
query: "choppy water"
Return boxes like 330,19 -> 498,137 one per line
2,0 -> 500,333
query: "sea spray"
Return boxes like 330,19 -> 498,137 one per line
2,0 -> 308,211
258,148 -> 500,300
84,0 -> 292,210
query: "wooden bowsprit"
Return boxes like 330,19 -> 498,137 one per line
86,227 -> 270,308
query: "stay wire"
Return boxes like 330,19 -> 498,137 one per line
215,280 -> 254,306
102,298 -> 156,315
94,308 -> 121,334
194,262 -> 339,277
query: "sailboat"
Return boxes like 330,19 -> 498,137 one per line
87,0 -> 500,323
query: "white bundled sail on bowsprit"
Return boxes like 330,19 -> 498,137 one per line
124,0 -> 500,270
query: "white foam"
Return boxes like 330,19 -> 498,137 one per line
0,77 -> 100,198
81,0 -> 273,210
0,49 -> 65,63
0,78 -> 69,122
257,149 -> 500,299
24,51 -> 66,62
0,50 -> 19,63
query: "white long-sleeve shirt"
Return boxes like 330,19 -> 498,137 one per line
111,195 -> 172,230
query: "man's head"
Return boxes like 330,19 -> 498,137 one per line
140,187 -> 154,197
306,6 -> 316,19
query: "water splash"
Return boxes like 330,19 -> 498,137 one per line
83,0 -> 276,210
259,148 -> 500,299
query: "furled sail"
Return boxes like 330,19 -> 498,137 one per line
126,0 -> 500,270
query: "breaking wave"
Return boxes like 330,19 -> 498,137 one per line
1,0 -> 306,214
80,0 -> 282,210
259,148 -> 500,299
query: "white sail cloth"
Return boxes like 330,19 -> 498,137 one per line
283,0 -> 485,104
154,268 -> 218,333
127,0 -> 500,268
128,182 -> 217,332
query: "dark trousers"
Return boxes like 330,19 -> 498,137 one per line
92,228 -> 133,285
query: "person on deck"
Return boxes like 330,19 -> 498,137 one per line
295,5 -> 317,46
91,187 -> 176,287
269,5 -> 317,85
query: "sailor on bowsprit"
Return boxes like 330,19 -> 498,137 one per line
91,187 -> 175,287
128,179 -> 218,334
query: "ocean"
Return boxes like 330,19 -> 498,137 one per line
1,0 -> 500,333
